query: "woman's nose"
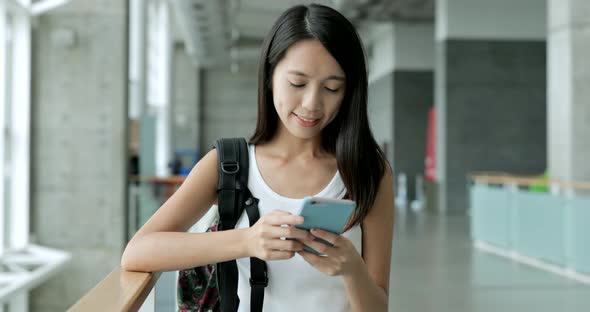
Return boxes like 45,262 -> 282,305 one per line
301,88 -> 321,112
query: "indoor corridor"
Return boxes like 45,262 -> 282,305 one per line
3,0 -> 590,311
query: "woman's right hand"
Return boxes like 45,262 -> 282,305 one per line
245,210 -> 313,260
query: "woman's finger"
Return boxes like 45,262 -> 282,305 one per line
267,209 -> 292,216
309,228 -> 339,246
297,250 -> 322,265
263,238 -> 305,252
263,213 -> 304,226
265,225 -> 312,240
302,237 -> 335,257
269,250 -> 296,260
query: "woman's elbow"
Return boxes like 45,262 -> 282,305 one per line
120,253 -> 133,271
121,250 -> 136,271
120,244 -> 150,272
121,256 -> 152,272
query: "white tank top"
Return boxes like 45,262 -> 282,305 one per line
233,144 -> 363,312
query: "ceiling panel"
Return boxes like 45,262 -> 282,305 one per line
171,0 -> 434,68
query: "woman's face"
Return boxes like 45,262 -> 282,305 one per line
271,39 -> 346,140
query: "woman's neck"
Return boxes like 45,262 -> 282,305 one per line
264,123 -> 327,160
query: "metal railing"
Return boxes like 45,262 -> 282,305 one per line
469,173 -> 590,284
0,245 -> 71,309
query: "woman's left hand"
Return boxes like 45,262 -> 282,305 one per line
297,228 -> 363,277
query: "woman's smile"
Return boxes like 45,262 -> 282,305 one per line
293,113 -> 320,127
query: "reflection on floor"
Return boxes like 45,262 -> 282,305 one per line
389,209 -> 590,312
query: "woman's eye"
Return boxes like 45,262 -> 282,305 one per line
289,82 -> 305,88
325,87 -> 339,93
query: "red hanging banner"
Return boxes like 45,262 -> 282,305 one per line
425,107 -> 436,182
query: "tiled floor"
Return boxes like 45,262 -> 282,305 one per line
156,209 -> 590,311
389,209 -> 590,312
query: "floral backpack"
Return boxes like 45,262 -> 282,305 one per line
177,138 -> 268,312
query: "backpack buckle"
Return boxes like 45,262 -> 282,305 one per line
249,276 -> 269,288
221,161 -> 239,174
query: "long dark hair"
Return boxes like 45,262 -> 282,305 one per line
250,4 -> 389,228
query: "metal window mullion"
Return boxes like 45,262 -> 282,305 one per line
10,6 -> 31,250
147,0 -> 173,178
128,0 -> 147,120
0,0 -> 8,257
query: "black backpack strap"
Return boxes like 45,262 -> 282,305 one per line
215,138 -> 248,231
214,138 -> 267,312
215,138 -> 248,312
244,195 -> 268,312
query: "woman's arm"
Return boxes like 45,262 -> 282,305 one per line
121,148 -> 311,272
121,230 -> 252,272
121,149 -> 242,272
343,168 -> 394,312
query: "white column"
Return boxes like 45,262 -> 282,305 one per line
10,0 -> 31,250
548,0 -> 590,182
0,0 -> 8,257
147,0 -> 173,177
129,0 -> 147,120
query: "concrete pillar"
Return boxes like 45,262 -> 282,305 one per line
201,66 -> 257,151
548,0 -> 590,182
435,0 -> 547,213
365,23 -> 394,165
30,0 -> 128,310
391,23 -> 434,202
365,22 -> 434,201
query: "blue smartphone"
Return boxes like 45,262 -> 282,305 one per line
295,197 -> 356,256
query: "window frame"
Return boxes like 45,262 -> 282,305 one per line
0,1 -> 72,308
1,0 -> 31,256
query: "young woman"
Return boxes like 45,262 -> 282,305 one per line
122,4 -> 394,312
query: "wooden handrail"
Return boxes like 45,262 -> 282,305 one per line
129,175 -> 186,185
68,267 -> 161,312
469,173 -> 590,190
128,175 -> 186,199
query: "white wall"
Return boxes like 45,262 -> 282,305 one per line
393,22 -> 435,71
436,0 -> 546,41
